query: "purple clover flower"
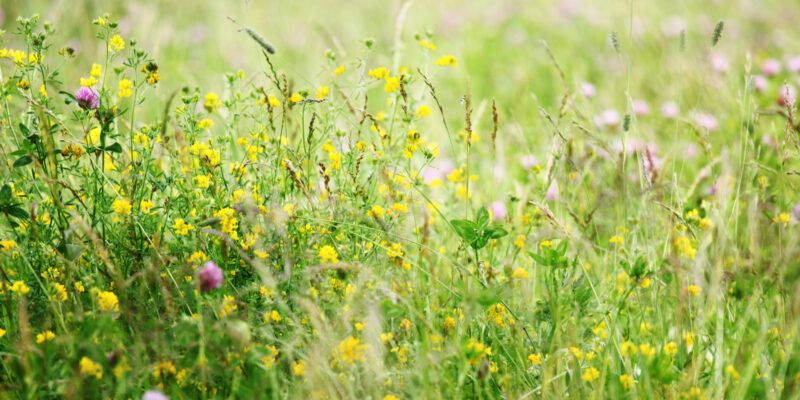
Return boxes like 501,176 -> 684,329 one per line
75,86 -> 99,109
198,261 -> 223,292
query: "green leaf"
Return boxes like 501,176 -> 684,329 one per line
18,123 -> 30,136
6,205 -> 29,220
104,142 -> 123,153
13,155 -> 32,168
476,206 -> 490,227
451,219 -> 477,242
485,225 -> 508,239
0,185 -> 11,202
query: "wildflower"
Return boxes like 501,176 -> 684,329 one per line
293,360 -> 306,376
139,200 -> 155,214
621,341 -> 637,357
415,105 -> 432,117
774,212 -> 791,226
368,67 -> 389,79
204,92 -> 221,113
319,245 -> 339,263
194,174 -> 211,189
112,199 -> 132,216
316,86 -> 329,99
288,92 -> 303,103
334,336 -> 367,365
609,235 -> 624,246
334,65 -> 345,75
664,341 -> 678,355
620,374 -> 635,389
527,353 -> 542,366
9,281 -> 29,294
436,55 -> 458,67
80,357 -> 103,379
384,76 -> 400,92
383,396 -> 399,400
36,330 -> 56,343
581,367 -> 600,382
17,78 -> 30,90
54,283 -> 68,301
266,310 -> 281,322
97,290 -> 119,312
118,79 -> 133,98
108,35 -> 125,51
198,261 -> 223,292
688,285 -> 702,296
513,268 -> 529,280
75,86 -> 100,109
0,328 -> 5,338
172,218 -> 194,236
420,39 -> 436,50
267,95 -> 280,107
514,235 -> 526,248
90,63 -> 102,78
142,391 -> 169,400
726,364 -> 740,379
0,240 -> 17,251
490,202 -> 507,220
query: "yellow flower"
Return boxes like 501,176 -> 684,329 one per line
0,240 -> 17,251
315,86 -> 329,99
91,63 -> 102,78
319,245 -> 339,264
384,76 -> 400,92
172,218 -> 194,236
108,35 -> 125,52
17,78 -> 30,90
112,199 -> 132,216
420,39 -> 436,50
54,283 -> 68,301
527,353 -> 542,366
513,268 -> 529,280
39,84 -> 48,97
664,341 -> 678,355
140,200 -> 155,214
774,212 -> 791,226
194,174 -> 212,189
435,55 -> 458,67
620,374 -> 634,389
204,92 -> 221,113
10,281 -> 29,294
368,67 -> 389,79
334,336 -> 366,365
415,105 -> 432,117
334,65 -> 345,75
293,360 -> 306,376
620,341 -> 637,357
97,290 -> 119,312
79,357 -> 103,379
289,92 -> 303,103
118,79 -> 133,98
36,330 -> 55,343
0,328 -> 5,338
688,285 -> 702,296
268,95 -> 281,107
581,367 -> 600,382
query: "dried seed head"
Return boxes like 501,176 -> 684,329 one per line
610,30 -> 621,53
712,21 -> 724,46
245,26 -> 276,54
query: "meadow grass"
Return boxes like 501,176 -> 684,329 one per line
1,1 -> 800,399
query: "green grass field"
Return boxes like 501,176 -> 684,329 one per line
2,1 -> 800,398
